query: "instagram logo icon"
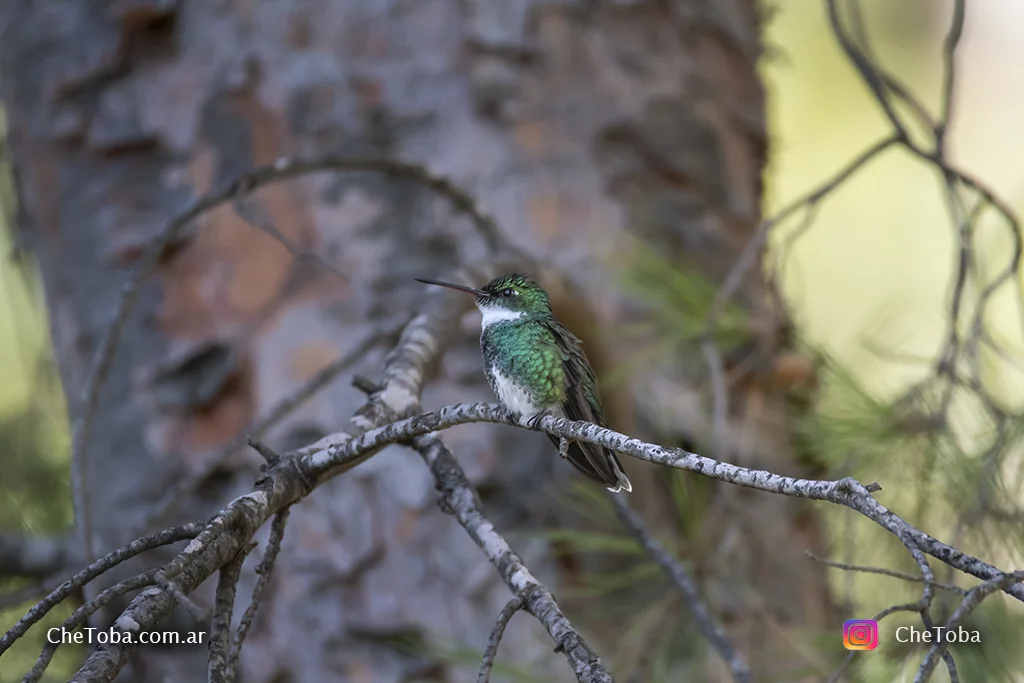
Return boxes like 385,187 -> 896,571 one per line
843,620 -> 878,650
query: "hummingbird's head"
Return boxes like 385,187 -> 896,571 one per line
477,273 -> 552,316
414,272 -> 552,322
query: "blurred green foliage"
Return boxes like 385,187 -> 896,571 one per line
2,1 -> 1024,682
0,202 -> 78,680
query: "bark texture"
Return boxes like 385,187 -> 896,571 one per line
0,0 -> 829,680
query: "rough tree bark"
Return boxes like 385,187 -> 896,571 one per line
0,0 -> 830,680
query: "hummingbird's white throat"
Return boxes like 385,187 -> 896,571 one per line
477,305 -> 524,331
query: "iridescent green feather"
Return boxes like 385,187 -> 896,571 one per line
484,322 -> 566,407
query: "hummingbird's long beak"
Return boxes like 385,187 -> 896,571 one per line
415,278 -> 488,297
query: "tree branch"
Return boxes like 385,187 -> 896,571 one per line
914,570 -> 1024,683
416,434 -> 613,683
10,324 -> 1019,683
609,496 -> 749,683
284,402 -> 1024,604
23,569 -> 161,683
209,542 -> 255,683
477,593 -> 528,683
805,551 -> 966,594
225,508 -> 290,683
0,522 -> 204,655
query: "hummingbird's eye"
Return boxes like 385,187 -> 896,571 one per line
503,288 -> 513,297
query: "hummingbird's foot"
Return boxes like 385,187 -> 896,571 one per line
557,436 -> 570,460
526,410 -> 553,430
436,493 -> 455,515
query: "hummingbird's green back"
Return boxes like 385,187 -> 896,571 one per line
483,320 -> 567,408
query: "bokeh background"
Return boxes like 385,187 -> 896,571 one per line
2,1 -> 1023,681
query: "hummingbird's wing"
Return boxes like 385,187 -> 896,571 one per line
542,321 -> 632,493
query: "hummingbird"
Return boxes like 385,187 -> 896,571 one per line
415,272 -> 632,493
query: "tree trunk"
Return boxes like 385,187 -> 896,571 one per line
0,0 -> 831,680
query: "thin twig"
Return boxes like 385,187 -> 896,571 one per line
59,266 -> 497,682
155,571 -> 210,622
232,197 -> 350,284
704,133 -> 899,453
416,433 -> 614,683
0,521 -> 204,654
914,570 -> 1024,683
805,552 -> 966,594
22,569 -> 160,683
824,600 -> 928,683
845,0 -> 934,136
701,339 -> 730,460
246,438 -> 280,466
821,6 -> 1020,676
891,527 -> 950,679
937,0 -> 966,146
826,0 -> 907,139
351,374 -> 383,396
610,495 -> 749,683
225,508 -> 291,683
477,594 -> 528,683
209,542 -> 256,683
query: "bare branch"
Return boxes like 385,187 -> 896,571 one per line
610,495 -> 749,682
209,542 -> 255,683
23,569 -> 160,683
284,402 -> 1024,604
13,316 -> 1017,683
705,133 -> 900,455
938,0 -> 965,143
0,521 -> 204,655
341,266 -> 615,682
477,593 -> 528,683
245,438 -> 280,467
826,0 -> 908,139
28,10 -> 1019,675
887,527 -> 959,681
805,551 -> 967,594
7,4 -> 1012,683
155,571 -> 210,622
417,433 -> 613,683
914,570 -> 1024,683
225,508 -> 290,683
63,265 -> 496,681
825,599 -> 932,683
232,197 -> 349,285
66,506 -> 258,681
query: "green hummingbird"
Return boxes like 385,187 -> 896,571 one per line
415,273 -> 632,493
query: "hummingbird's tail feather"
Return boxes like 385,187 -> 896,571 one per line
549,436 -> 632,493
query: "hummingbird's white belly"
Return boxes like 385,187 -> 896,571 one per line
490,368 -> 544,417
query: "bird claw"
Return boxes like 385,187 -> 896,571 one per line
557,437 -> 569,460
436,493 -> 455,515
527,411 -> 552,430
